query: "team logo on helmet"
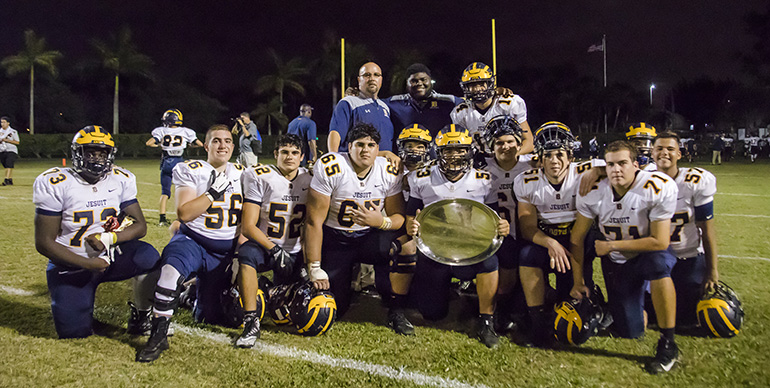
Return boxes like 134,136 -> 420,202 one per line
71,125 -> 117,181
460,62 -> 496,103
697,281 -> 744,338
434,124 -> 474,178
397,123 -> 433,168
288,282 -> 337,336
483,115 -> 523,149
162,109 -> 183,127
534,121 -> 575,155
554,286 -> 609,346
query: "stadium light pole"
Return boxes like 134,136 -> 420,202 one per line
341,38 -> 345,97
649,84 -> 655,106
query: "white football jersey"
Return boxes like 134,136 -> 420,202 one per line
669,167 -> 717,258
514,161 -> 595,237
173,160 -> 244,241
642,161 -> 658,171
486,154 -> 534,237
408,164 -> 496,206
241,165 -> 312,254
577,170 -> 678,263
450,95 -> 527,137
748,137 -> 760,147
151,126 -> 198,156
310,153 -> 402,231
33,166 -> 138,258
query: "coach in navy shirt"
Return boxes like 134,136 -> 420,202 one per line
328,62 -> 394,153
287,104 -> 318,166
384,63 -> 463,139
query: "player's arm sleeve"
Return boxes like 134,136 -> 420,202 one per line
512,176 -> 531,205
511,96 -> 528,123
32,173 -> 64,215
576,190 -> 598,219
184,128 -> 198,143
309,157 -> 336,197
241,168 -> 265,206
385,170 -> 403,198
172,161 -> 198,190
650,178 -> 678,221
150,128 -> 163,143
119,169 -> 139,209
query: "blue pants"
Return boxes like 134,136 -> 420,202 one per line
238,241 -> 305,285
320,226 -> 395,316
162,230 -> 236,326
160,156 -> 183,197
601,249 -> 677,338
411,252 -> 499,321
671,253 -> 707,326
497,235 -> 523,269
46,240 -> 160,339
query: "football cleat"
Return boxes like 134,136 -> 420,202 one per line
646,337 -> 680,374
127,301 -> 152,336
235,312 -> 261,348
136,316 -> 171,363
477,316 -> 499,348
387,309 -> 415,336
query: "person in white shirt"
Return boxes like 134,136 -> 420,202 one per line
0,116 -> 20,186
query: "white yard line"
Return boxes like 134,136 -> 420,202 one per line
719,213 -> 770,218
0,285 -> 35,296
719,254 -> 770,263
716,192 -> 770,198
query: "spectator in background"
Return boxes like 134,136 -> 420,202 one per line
0,116 -> 20,186
232,112 -> 261,167
711,134 -> 724,165
287,104 -> 318,168
588,136 -> 599,159
723,134 -> 734,162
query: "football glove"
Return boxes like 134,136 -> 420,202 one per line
97,232 -> 117,264
308,261 -> 328,282
269,245 -> 295,278
207,170 -> 232,201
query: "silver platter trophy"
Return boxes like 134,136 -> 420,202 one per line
414,198 -> 503,266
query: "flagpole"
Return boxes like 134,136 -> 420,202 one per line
603,34 -> 607,133
341,38 -> 345,97
492,19 -> 497,78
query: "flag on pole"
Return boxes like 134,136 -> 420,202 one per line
587,43 -> 604,53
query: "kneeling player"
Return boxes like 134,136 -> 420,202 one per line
407,124 -> 509,348
652,132 -> 719,328
34,126 -> 161,339
137,125 -> 244,362
514,122 -> 598,346
236,134 -> 312,347
305,123 -> 405,318
570,140 -> 680,374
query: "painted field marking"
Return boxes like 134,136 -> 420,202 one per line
719,213 -> 770,219
720,254 -> 770,263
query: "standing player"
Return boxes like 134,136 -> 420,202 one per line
481,115 -> 533,333
235,134 -> 312,347
34,125 -> 161,338
137,125 -> 244,362
513,122 -> 598,346
747,132 -> 760,162
146,109 -> 203,226
305,123 -> 405,317
407,124 -> 510,348
569,140 -> 680,374
625,122 -> 658,171
652,131 -> 719,327
450,62 -> 533,155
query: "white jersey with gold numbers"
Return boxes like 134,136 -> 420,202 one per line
408,164 -> 497,206
310,153 -> 402,231
242,165 -> 311,254
33,166 -> 138,258
670,167 -> 717,258
450,95 -> 527,138
486,154 -> 533,237
514,161 -> 595,238
577,170 -> 678,263
151,126 -> 198,156
173,160 -> 244,241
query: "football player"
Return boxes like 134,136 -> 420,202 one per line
513,122 -> 598,346
481,115 -> 533,333
137,125 -> 244,362
406,124 -> 510,348
33,125 -> 161,339
235,134 -> 312,347
305,123 -> 405,317
652,131 -> 719,328
625,122 -> 658,171
146,109 -> 203,226
569,140 -> 680,374
450,62 -> 534,155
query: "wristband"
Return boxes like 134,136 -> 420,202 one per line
379,216 -> 392,230
204,192 -> 215,202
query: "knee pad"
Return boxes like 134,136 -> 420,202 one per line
391,254 -> 417,274
154,277 -> 184,311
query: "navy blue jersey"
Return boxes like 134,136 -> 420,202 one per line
329,96 -> 393,152
384,91 -> 462,138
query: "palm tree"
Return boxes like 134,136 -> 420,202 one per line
255,49 -> 308,134
1,29 -> 62,135
252,97 -> 289,135
92,26 -> 154,134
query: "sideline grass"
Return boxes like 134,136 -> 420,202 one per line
1,157 -> 769,387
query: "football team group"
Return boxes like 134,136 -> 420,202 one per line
31,61 -> 743,375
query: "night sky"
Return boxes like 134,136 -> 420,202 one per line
2,1 -> 766,104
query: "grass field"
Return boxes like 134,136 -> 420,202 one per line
1,157 -> 769,387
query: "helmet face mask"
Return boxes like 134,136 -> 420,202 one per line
397,124 -> 432,169
434,124 -> 474,178
484,115 -> 523,151
626,123 -> 656,165
460,62 -> 495,103
71,126 -> 116,182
